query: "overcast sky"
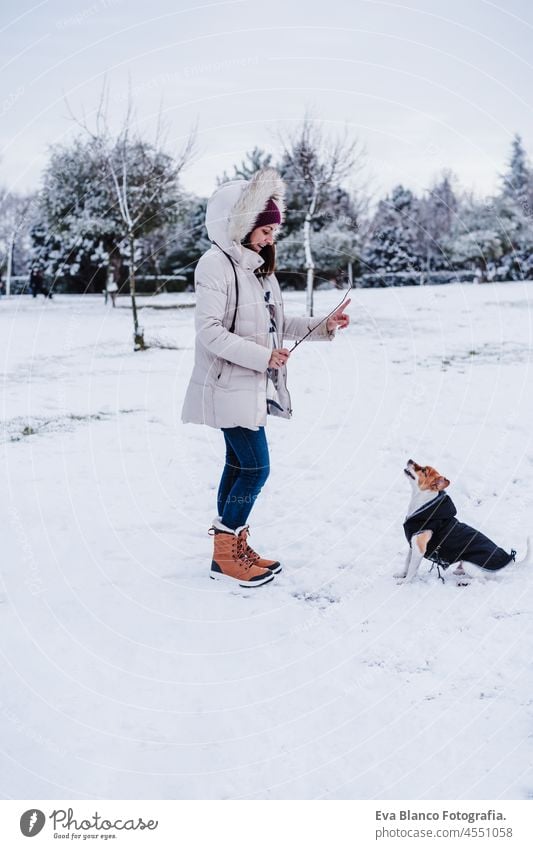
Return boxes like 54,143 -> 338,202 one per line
1,0 -> 532,202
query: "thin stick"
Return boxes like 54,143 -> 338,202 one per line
288,288 -> 353,353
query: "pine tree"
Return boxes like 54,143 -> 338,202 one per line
500,133 -> 532,214
218,147 -> 273,184
419,171 -> 459,272
361,185 -> 424,282
162,194 -> 210,283
449,194 -> 519,281
497,134 -> 533,279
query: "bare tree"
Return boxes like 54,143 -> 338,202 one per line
66,86 -> 196,349
279,114 -> 364,314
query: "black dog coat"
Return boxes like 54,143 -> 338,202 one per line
403,492 -> 515,571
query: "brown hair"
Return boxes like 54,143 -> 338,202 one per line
242,233 -> 276,277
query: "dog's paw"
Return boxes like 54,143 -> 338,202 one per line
393,571 -> 407,580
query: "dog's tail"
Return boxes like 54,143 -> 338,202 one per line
515,536 -> 531,566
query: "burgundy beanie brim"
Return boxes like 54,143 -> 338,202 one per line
252,197 -> 282,230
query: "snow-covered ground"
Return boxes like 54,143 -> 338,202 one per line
1,282 -> 532,800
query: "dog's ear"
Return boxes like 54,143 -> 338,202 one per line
433,476 -> 450,490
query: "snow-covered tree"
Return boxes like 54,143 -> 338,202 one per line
103,128 -> 192,348
418,170 -> 459,273
279,114 -> 364,314
278,159 -> 362,239
274,229 -> 306,287
277,222 -> 359,285
449,194 -> 521,281
218,147 -> 273,184
361,185 -> 424,281
35,137 -> 120,289
500,133 -> 532,216
495,134 -> 533,280
162,194 -> 210,284
38,96 -> 195,346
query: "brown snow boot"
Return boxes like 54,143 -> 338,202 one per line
209,521 -> 274,587
237,525 -> 282,574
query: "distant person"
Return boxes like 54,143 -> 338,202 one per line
30,267 -> 44,298
105,270 -> 119,307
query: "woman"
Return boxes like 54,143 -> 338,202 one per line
182,168 -> 350,587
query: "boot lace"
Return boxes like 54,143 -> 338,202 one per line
237,529 -> 257,566
209,526 -> 253,570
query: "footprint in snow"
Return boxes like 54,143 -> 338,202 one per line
291,590 -> 340,608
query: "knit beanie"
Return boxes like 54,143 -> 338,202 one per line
252,197 -> 282,230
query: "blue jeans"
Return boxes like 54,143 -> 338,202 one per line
217,427 -> 270,530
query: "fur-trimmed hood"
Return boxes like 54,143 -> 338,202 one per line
204,167 -> 286,259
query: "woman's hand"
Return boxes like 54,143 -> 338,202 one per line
326,298 -> 351,332
268,348 -> 290,369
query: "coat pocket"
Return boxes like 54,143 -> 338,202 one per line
216,358 -> 233,388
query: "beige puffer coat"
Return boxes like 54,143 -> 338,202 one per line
181,168 -> 335,431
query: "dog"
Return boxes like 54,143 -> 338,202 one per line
395,459 -> 528,582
